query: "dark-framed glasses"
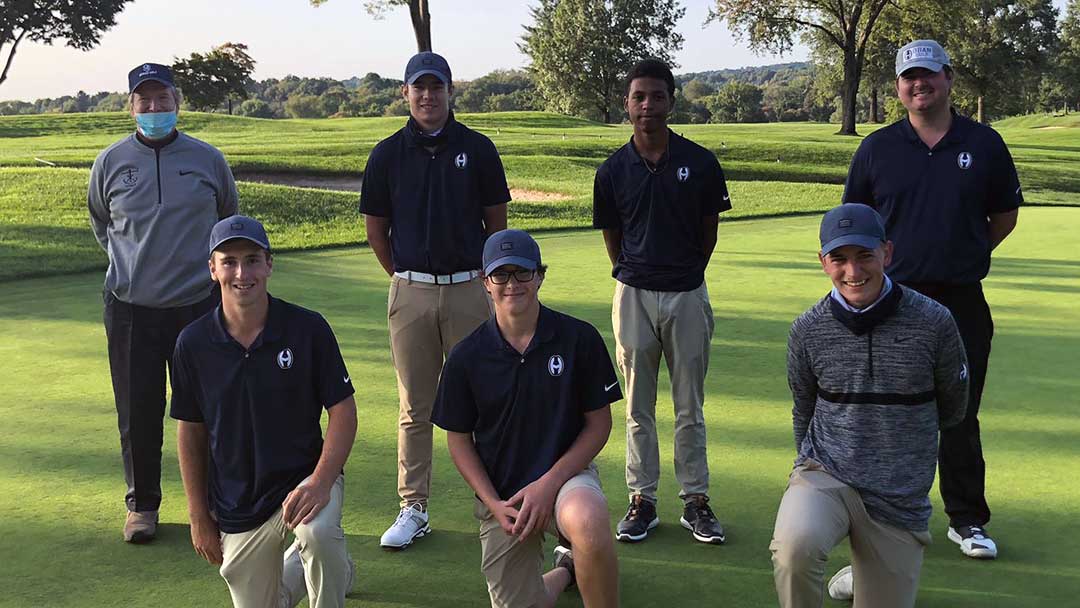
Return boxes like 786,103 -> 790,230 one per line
487,269 -> 536,284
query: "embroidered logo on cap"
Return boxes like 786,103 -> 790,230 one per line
277,348 -> 294,370
231,222 -> 244,231
548,355 -> 564,377
903,46 -> 935,62
839,219 -> 853,228
957,152 -> 973,170
455,153 -> 468,169
138,64 -> 156,76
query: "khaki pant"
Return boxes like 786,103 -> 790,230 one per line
613,281 -> 713,502
770,464 -> 931,608
219,475 -> 352,608
474,466 -> 604,608
389,275 -> 492,507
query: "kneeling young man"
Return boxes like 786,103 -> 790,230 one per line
771,204 -> 968,608
171,216 -> 358,608
432,229 -> 620,608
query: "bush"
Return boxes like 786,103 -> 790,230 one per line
238,99 -> 274,118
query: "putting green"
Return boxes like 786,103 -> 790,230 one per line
1,209 -> 1077,606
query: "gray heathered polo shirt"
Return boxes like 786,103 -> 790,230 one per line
88,132 -> 239,308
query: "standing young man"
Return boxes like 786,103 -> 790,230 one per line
432,229 -> 620,608
171,215 -> 357,608
593,59 -> 730,544
88,62 -> 239,542
844,39 -> 1021,559
360,51 -> 510,549
772,204 -> 968,608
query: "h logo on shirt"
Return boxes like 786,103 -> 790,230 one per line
548,355 -> 564,377
455,153 -> 468,169
277,348 -> 294,370
677,166 -> 690,182
957,152 -> 973,170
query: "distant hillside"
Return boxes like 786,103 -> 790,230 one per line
677,62 -> 811,87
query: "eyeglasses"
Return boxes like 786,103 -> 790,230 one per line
486,269 -> 536,284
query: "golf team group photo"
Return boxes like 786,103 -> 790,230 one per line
88,38 -> 1019,608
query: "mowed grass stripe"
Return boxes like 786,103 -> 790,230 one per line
4,112 -> 1080,199
0,166 -> 844,281
1,209 -> 1077,607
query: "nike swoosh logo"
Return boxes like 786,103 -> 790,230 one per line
343,375 -> 350,383
179,170 -> 193,176
604,381 -> 619,392
722,194 -> 730,201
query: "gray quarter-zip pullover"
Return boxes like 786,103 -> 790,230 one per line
88,132 -> 239,308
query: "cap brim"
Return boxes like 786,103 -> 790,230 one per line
210,235 -> 271,256
484,256 -> 538,276
131,76 -> 173,93
406,69 -> 450,85
821,235 -> 883,256
897,61 -> 946,77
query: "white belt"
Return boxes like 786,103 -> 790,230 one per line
394,270 -> 481,285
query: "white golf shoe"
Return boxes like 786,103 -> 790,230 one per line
380,504 -> 431,549
828,564 -> 854,601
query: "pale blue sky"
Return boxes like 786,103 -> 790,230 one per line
3,0 -> 1070,102
2,0 -> 808,101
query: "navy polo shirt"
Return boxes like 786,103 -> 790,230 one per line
593,130 -> 731,292
843,112 -> 1022,284
431,305 -> 622,500
170,296 -> 355,533
359,115 -> 511,274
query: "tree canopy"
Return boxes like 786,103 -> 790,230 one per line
520,0 -> 685,123
0,0 -> 131,89
172,43 -> 257,114
709,0 -> 891,135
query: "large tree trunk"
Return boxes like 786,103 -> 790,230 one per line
410,0 -> 432,51
977,95 -> 985,123
868,87 -> 879,123
838,45 -> 861,136
227,98 -> 233,115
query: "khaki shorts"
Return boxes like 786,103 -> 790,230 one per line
473,464 -> 604,608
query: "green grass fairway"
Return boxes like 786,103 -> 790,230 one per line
0,166 -> 842,281
3,111 -> 1079,281
2,208 -> 1077,607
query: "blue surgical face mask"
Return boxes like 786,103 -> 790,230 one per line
135,111 -> 177,139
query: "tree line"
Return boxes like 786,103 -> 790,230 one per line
3,0 -> 1079,127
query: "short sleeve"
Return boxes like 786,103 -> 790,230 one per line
359,146 -> 392,217
843,141 -> 875,206
986,133 -> 1023,214
312,314 -> 355,409
592,163 -> 620,229
169,337 -> 204,422
477,136 -> 512,207
431,350 -> 479,433
704,155 -> 731,216
575,324 -> 622,412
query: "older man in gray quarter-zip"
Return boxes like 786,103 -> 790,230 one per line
88,62 -> 238,543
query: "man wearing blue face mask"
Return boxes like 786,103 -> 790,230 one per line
88,62 -> 239,544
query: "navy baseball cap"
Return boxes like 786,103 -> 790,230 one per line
819,204 -> 886,255
209,215 -> 271,255
483,229 -> 541,275
128,63 -> 175,93
404,52 -> 452,85
895,40 -> 951,77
